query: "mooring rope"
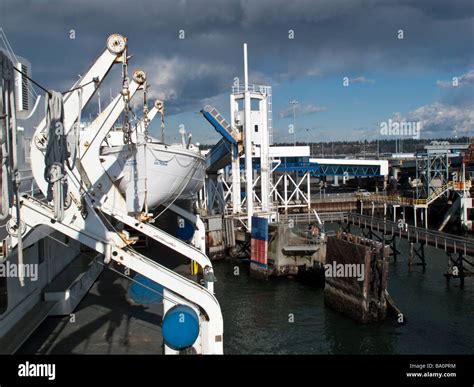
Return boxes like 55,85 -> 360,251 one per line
66,88 -> 81,170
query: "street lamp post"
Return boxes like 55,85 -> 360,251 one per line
289,99 -> 299,146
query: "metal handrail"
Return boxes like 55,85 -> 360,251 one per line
346,212 -> 474,249
355,181 -> 471,206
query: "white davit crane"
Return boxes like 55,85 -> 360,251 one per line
3,34 -> 223,354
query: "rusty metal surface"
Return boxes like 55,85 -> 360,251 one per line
324,233 -> 389,323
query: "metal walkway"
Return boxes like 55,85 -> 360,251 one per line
337,212 -> 474,256
286,211 -> 474,256
355,181 -> 471,207
201,105 -> 240,173
201,105 -> 239,144
251,160 -> 386,177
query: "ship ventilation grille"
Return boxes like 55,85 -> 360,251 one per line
20,63 -> 29,111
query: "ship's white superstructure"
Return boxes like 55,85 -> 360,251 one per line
0,33 -> 223,354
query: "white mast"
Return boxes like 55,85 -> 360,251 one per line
243,43 -> 253,231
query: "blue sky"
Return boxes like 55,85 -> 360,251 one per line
166,68 -> 472,144
1,0 -> 473,144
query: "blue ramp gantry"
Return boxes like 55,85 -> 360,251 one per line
201,105 -> 239,173
200,104 -> 387,178
201,105 -> 239,145
206,138 -> 232,173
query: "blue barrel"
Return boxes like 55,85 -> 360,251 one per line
162,305 -> 200,350
128,274 -> 164,304
176,219 -> 195,242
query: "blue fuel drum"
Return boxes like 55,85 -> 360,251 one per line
128,274 -> 164,304
162,305 -> 200,350
176,219 -> 195,242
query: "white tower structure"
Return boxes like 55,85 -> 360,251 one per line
230,44 -> 273,230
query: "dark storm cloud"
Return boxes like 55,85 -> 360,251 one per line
1,0 -> 473,115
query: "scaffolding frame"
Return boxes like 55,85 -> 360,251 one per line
416,151 -> 449,199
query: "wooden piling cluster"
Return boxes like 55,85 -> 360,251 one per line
324,232 -> 390,323
445,252 -> 474,289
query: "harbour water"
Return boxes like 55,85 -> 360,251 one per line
214,225 -> 474,355
17,223 -> 474,355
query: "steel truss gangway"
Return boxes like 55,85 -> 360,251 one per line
302,211 -> 473,287
279,210 -> 474,255
199,43 -> 389,224
341,212 -> 474,287
2,34 -> 223,354
356,181 -> 472,207
343,213 -> 474,255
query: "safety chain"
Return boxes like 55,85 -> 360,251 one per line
155,100 -> 165,143
143,82 -> 149,141
121,46 -> 132,145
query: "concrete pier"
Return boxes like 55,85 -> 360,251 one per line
249,221 -> 326,278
